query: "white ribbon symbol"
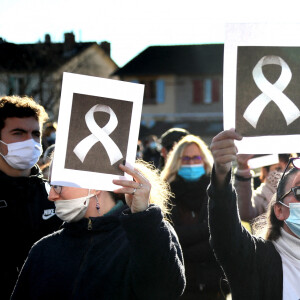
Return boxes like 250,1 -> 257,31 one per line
73,104 -> 123,165
243,55 -> 300,128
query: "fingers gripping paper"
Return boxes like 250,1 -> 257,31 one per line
51,72 -> 144,191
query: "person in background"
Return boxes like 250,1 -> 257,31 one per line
41,122 -> 56,151
12,160 -> 186,300
136,139 -> 144,160
234,153 -> 291,221
158,127 -> 190,170
0,96 -> 61,299
208,129 -> 300,299
142,134 -> 161,168
40,144 -> 55,178
161,134 -> 227,300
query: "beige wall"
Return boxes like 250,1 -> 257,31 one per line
123,74 -> 223,116
59,45 -> 118,79
122,75 -> 176,115
175,76 -> 223,114
52,45 -> 119,119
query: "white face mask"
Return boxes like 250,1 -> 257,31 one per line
55,191 -> 95,223
0,139 -> 42,170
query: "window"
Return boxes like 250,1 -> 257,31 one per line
212,79 -> 220,103
193,78 -> 220,104
204,79 -> 212,104
138,79 -> 165,105
8,76 -> 26,95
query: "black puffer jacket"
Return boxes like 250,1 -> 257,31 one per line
170,174 -> 227,299
11,204 -> 185,300
0,165 -> 62,299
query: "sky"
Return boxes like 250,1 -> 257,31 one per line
0,0 -> 299,67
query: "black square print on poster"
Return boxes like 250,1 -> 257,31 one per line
236,46 -> 300,137
64,93 -> 133,175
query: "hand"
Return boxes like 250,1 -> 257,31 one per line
210,129 -> 243,185
236,154 -> 254,170
113,164 -> 151,213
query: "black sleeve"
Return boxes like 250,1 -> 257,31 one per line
10,247 -> 36,299
120,205 -> 186,300
172,221 -> 210,247
207,167 -> 258,282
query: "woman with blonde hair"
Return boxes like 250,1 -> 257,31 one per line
161,134 -> 227,300
12,160 -> 185,300
161,134 -> 213,183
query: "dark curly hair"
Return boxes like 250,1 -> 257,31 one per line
0,96 -> 48,132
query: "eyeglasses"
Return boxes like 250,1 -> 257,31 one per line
280,157 -> 300,180
278,186 -> 300,202
180,155 -> 203,163
50,185 -> 63,195
277,157 -> 300,202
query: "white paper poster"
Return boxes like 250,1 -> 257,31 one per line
51,72 -> 144,191
224,23 -> 300,154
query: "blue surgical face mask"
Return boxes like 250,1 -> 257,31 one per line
149,141 -> 157,150
280,201 -> 300,238
178,164 -> 205,181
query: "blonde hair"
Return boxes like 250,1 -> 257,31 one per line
161,134 -> 213,183
135,159 -> 172,218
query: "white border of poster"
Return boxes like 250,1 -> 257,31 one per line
51,72 -> 144,191
224,23 -> 300,154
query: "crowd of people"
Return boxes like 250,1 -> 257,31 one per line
1,94 -> 299,300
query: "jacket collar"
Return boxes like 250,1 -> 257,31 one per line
63,201 -> 127,234
0,163 -> 43,180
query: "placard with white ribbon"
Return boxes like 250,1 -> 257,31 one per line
224,23 -> 300,154
51,72 -> 144,191
243,55 -> 300,128
73,104 -> 123,166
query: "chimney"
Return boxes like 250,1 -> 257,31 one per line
100,41 -> 111,57
64,32 -> 76,54
44,34 -> 51,44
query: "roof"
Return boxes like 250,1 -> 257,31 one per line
114,44 -> 224,76
0,41 -> 96,72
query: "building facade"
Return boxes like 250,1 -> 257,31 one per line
114,44 -> 224,142
0,33 -> 118,119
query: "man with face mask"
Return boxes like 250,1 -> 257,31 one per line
0,96 -> 62,299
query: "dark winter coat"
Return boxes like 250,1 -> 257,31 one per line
11,204 -> 186,300
170,174 -> 226,298
0,165 -> 62,299
207,168 -> 283,300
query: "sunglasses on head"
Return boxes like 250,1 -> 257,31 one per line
278,186 -> 300,202
277,157 -> 300,202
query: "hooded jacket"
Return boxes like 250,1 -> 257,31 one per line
11,204 -> 185,300
0,165 -> 62,299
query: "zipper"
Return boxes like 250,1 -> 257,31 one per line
71,231 -> 93,297
88,218 -> 92,230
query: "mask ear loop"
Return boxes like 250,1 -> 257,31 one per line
95,194 -> 100,215
279,201 -> 289,208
